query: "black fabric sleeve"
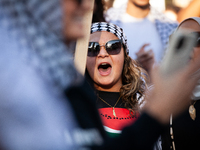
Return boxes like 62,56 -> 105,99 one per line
65,78 -> 106,138
66,78 -> 164,149
92,113 -> 164,150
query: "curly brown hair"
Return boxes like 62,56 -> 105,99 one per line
120,47 -> 147,113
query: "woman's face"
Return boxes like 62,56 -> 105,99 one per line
86,31 -> 125,92
178,19 -> 200,61
62,0 -> 92,42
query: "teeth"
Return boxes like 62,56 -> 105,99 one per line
101,63 -> 107,65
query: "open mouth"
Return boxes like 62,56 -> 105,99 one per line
98,63 -> 112,75
98,63 -> 111,70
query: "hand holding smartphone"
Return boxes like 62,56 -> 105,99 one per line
160,29 -> 197,76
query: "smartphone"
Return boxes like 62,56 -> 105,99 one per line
160,29 -> 197,76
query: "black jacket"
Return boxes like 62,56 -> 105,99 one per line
162,100 -> 200,150
66,79 -> 164,150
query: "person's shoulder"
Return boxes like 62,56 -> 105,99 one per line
148,7 -> 178,34
149,7 -> 178,25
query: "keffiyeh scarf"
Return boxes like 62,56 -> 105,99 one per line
91,22 -> 129,54
0,0 -> 82,91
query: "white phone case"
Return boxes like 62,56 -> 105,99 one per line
160,29 -> 197,76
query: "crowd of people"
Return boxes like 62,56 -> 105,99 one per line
0,0 -> 200,150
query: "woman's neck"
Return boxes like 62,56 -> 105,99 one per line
94,84 -> 121,92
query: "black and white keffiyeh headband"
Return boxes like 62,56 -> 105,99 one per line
91,22 -> 129,54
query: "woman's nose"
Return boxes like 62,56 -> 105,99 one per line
98,45 -> 109,57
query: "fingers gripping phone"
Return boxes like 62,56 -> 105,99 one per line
160,29 -> 197,76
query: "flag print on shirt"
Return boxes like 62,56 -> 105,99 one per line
98,108 -> 140,137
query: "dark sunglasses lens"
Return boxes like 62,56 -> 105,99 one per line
88,42 -> 100,56
106,40 -> 122,55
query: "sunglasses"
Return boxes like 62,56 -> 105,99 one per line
88,39 -> 122,57
191,32 -> 200,47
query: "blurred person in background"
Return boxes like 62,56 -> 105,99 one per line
161,17 -> 200,150
177,0 -> 200,23
105,0 -> 178,74
92,0 -> 106,23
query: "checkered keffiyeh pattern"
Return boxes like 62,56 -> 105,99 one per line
0,0 -> 82,91
152,11 -> 178,50
91,22 -> 129,54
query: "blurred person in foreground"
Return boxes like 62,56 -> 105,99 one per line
105,0 -> 178,73
161,17 -> 200,150
1,0 -> 200,150
0,0 -> 84,149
